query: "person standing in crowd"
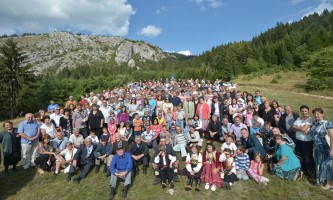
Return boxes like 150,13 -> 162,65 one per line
0,121 -> 21,175
278,105 -> 299,143
109,144 -> 133,199
292,105 -> 315,178
170,90 -> 182,107
59,109 -> 72,138
72,104 -> 89,138
260,100 -> 278,127
40,115 -> 56,140
65,96 -> 78,109
50,107 -> 63,128
196,97 -> 210,131
18,113 -> 40,170
47,100 -> 59,114
99,99 -> 112,128
88,104 -> 104,139
309,108 -> 333,189
210,96 -> 223,121
183,95 -> 195,122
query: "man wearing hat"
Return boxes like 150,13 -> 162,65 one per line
94,135 -> 113,175
109,143 -> 133,199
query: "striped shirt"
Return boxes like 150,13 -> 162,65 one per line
235,153 -> 250,170
175,133 -> 187,145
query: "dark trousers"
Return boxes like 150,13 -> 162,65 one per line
80,127 -> 89,138
160,168 -> 173,183
70,160 -> 94,179
35,154 -> 55,170
133,156 -> 148,167
185,170 -> 201,183
295,139 -> 315,173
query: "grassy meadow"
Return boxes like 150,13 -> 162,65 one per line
0,71 -> 333,200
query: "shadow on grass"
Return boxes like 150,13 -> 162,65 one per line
0,166 -> 37,200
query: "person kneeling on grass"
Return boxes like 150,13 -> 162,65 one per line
54,141 -> 77,176
67,137 -> 97,183
109,144 -> 133,200
247,152 -> 269,185
154,147 -> 177,189
94,135 -> 113,176
185,144 -> 203,191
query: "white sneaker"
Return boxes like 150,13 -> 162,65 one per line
264,178 -> 270,182
211,184 -> 217,191
204,183 -> 210,190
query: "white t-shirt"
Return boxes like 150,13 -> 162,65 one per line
41,123 -> 56,138
250,117 -> 265,128
294,117 -> 314,141
221,142 -> 238,153
59,148 -> 77,161
69,134 -> 84,146
99,106 -> 112,123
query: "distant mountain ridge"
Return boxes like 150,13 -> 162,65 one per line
0,32 -> 169,74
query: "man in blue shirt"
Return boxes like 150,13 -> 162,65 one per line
47,100 -> 59,113
18,113 -> 39,170
109,144 -> 132,199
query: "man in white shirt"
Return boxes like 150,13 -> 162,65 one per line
99,100 -> 112,128
50,107 -> 63,128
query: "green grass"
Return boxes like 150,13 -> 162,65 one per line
1,71 -> 333,199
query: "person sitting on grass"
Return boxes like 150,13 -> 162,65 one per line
152,138 -> 180,184
235,145 -> 250,181
154,147 -> 177,189
141,125 -> 157,148
67,137 -> 97,183
220,134 -> 237,157
185,144 -> 203,191
173,125 -> 188,161
201,142 -> 223,191
267,134 -> 302,181
34,134 -> 56,174
109,144 -> 133,200
87,130 -> 99,144
129,136 -> 149,175
94,135 -> 113,176
247,152 -> 269,185
54,141 -> 77,176
219,148 -> 238,190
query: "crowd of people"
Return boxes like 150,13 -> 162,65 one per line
0,78 -> 332,199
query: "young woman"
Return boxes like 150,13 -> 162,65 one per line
40,115 -> 56,140
59,109 -> 72,138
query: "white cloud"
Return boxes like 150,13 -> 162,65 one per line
178,50 -> 191,56
190,0 -> 223,9
0,0 -> 135,36
138,25 -> 162,37
304,0 -> 333,16
291,0 -> 304,5
156,7 -> 168,15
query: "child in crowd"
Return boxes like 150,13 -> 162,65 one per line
109,111 -> 119,126
142,109 -> 151,127
250,120 -> 261,135
185,145 -> 203,191
176,106 -> 185,130
220,135 -> 237,157
165,108 -> 173,129
87,130 -> 99,144
219,149 -> 238,190
244,106 -> 254,128
171,107 -> 178,126
108,118 -> 117,144
154,148 -> 177,189
247,153 -> 269,185
235,145 -> 250,181
101,127 -> 110,143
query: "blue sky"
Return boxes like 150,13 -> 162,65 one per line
0,0 -> 332,55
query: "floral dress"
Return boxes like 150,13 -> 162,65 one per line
310,120 -> 333,185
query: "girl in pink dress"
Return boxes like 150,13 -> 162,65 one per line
247,152 -> 269,184
108,118 -> 117,144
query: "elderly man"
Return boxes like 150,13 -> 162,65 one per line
240,128 -> 266,159
67,137 -> 97,183
113,134 -> 129,152
18,113 -> 39,170
129,136 -> 149,175
109,144 -> 133,199
278,105 -> 299,142
206,115 -> 223,142
183,95 -> 195,122
51,130 -> 68,153
69,128 -> 84,149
